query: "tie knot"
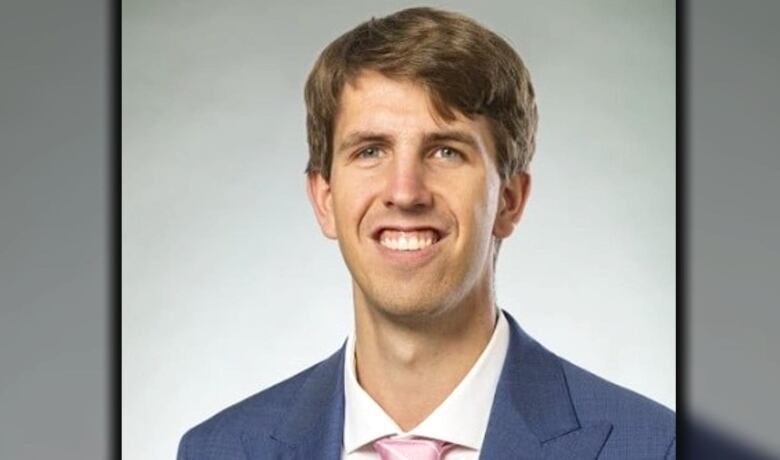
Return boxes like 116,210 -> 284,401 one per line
373,436 -> 452,460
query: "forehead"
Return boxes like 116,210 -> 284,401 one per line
334,70 -> 492,143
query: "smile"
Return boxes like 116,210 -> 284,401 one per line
379,229 -> 440,251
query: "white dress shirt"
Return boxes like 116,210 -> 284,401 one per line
342,310 -> 510,459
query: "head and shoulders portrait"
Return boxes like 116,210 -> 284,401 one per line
123,4 -> 675,459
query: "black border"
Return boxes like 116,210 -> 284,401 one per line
112,0 -> 121,458
677,0 -> 687,456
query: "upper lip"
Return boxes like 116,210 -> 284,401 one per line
371,225 -> 447,241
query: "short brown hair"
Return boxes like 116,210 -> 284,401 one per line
304,7 -> 538,182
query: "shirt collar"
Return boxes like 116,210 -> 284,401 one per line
343,310 -> 510,453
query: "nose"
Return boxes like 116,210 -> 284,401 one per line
382,153 -> 433,211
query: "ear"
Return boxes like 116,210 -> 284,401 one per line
306,172 -> 338,239
493,171 -> 531,239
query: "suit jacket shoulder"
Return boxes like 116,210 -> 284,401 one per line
479,312 -> 675,459
177,313 -> 675,459
177,347 -> 343,460
560,357 -> 676,459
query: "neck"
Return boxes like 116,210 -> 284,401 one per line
352,280 -> 498,431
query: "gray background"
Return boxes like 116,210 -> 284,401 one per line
0,0 -> 109,458
123,1 -> 674,459
689,0 -> 780,455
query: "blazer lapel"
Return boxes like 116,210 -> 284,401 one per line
243,343 -> 346,460
480,312 -> 613,459
242,311 -> 613,459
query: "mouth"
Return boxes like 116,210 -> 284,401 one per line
370,227 -> 447,264
376,228 -> 441,251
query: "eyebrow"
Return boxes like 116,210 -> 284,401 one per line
337,131 -> 392,153
421,130 -> 481,151
337,129 -> 482,153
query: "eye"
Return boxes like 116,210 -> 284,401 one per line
432,147 -> 462,160
356,147 -> 383,160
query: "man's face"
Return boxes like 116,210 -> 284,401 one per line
307,70 -> 528,319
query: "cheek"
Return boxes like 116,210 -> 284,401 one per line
331,174 -> 381,236
462,172 -> 501,232
450,185 -> 496,247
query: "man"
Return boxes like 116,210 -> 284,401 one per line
178,7 -> 675,459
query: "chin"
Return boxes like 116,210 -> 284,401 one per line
364,285 -> 457,320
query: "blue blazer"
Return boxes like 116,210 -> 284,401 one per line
178,311 -> 675,459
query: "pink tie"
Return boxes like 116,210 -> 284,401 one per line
373,436 -> 452,460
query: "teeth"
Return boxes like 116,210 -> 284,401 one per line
379,230 -> 438,251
